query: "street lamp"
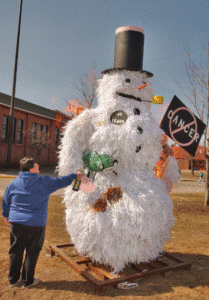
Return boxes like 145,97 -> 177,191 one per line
205,41 -> 209,206
6,0 -> 23,167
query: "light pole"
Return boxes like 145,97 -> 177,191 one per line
6,0 -> 23,167
205,41 -> 209,206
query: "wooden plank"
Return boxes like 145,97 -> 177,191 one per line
56,243 -> 74,248
49,244 -> 192,290
96,262 -> 192,290
50,245 -> 85,273
131,264 -> 144,272
50,248 -> 56,256
76,257 -> 92,265
149,259 -> 168,269
88,264 -> 116,280
131,259 -> 168,273
156,258 -> 169,267
49,244 -> 100,286
136,262 -> 155,270
163,252 -> 184,263
131,263 -> 150,272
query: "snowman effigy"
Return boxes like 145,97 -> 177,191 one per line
58,26 -> 180,274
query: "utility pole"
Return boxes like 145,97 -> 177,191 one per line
6,0 -> 23,167
205,41 -> 209,206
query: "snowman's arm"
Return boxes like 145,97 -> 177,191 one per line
58,110 -> 94,176
163,157 -> 181,192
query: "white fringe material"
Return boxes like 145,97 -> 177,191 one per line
58,70 -> 180,272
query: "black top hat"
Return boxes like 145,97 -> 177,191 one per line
102,26 -> 153,77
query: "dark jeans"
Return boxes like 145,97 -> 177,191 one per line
9,223 -> 45,286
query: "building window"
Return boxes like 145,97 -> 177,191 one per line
55,127 -> 60,144
12,118 -> 16,143
2,115 -> 8,142
32,123 -> 37,142
43,125 -> 48,143
17,119 -> 23,144
37,124 -> 43,142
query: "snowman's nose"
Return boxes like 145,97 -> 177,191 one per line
138,83 -> 147,90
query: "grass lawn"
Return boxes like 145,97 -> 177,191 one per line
0,174 -> 209,299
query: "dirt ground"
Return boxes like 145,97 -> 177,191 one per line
0,172 -> 209,299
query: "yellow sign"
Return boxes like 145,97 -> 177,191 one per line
152,95 -> 164,104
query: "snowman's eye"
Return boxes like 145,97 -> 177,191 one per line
125,78 -> 131,83
143,81 -> 146,84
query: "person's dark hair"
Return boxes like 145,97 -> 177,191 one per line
19,157 -> 36,172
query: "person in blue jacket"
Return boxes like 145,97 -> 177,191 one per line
2,157 -> 84,288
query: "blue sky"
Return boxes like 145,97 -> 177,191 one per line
0,0 -> 208,121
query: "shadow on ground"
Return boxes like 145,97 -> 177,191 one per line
36,252 -> 209,297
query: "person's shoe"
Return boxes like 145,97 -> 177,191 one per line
22,278 -> 40,288
10,279 -> 21,288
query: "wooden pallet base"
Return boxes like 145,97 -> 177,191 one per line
49,243 -> 192,290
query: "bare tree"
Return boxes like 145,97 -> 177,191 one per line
52,68 -> 100,117
176,44 -> 209,205
177,47 -> 208,127
73,68 -> 100,109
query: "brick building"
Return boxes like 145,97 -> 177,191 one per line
172,145 -> 206,170
0,92 -> 71,167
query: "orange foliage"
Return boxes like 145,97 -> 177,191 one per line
154,134 -> 173,179
56,114 -> 63,127
65,100 -> 85,116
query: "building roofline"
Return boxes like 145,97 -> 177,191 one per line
0,92 -> 70,123
0,102 -> 61,122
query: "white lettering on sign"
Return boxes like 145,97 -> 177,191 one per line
169,106 -> 198,147
195,133 -> 199,142
173,122 -> 197,137
172,116 -> 187,128
172,115 -> 178,125
178,119 -> 185,128
167,110 -> 173,119
169,112 -> 199,141
110,110 -> 128,125
189,128 -> 195,138
112,119 -> 125,124
184,126 -> 189,133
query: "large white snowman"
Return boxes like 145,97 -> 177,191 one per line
58,26 -> 180,273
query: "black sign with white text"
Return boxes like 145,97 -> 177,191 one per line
110,110 -> 128,125
160,96 -> 206,156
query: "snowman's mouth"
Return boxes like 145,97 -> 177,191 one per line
116,92 -> 151,102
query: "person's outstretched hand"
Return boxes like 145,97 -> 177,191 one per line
76,172 -> 96,193
76,172 -> 87,182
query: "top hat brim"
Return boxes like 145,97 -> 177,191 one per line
102,68 -> 153,77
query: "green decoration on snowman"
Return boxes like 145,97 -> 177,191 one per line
82,151 -> 116,172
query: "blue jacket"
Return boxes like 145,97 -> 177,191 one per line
2,172 -> 77,227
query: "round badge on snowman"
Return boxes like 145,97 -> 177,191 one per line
110,110 -> 128,125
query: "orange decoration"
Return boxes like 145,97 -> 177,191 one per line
56,114 -> 63,127
138,83 -> 147,90
154,134 -> 173,179
92,187 -> 123,212
92,198 -> 107,212
103,187 -> 123,204
65,100 -> 85,116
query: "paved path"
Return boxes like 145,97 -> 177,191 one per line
0,172 -> 205,197
173,179 -> 205,194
